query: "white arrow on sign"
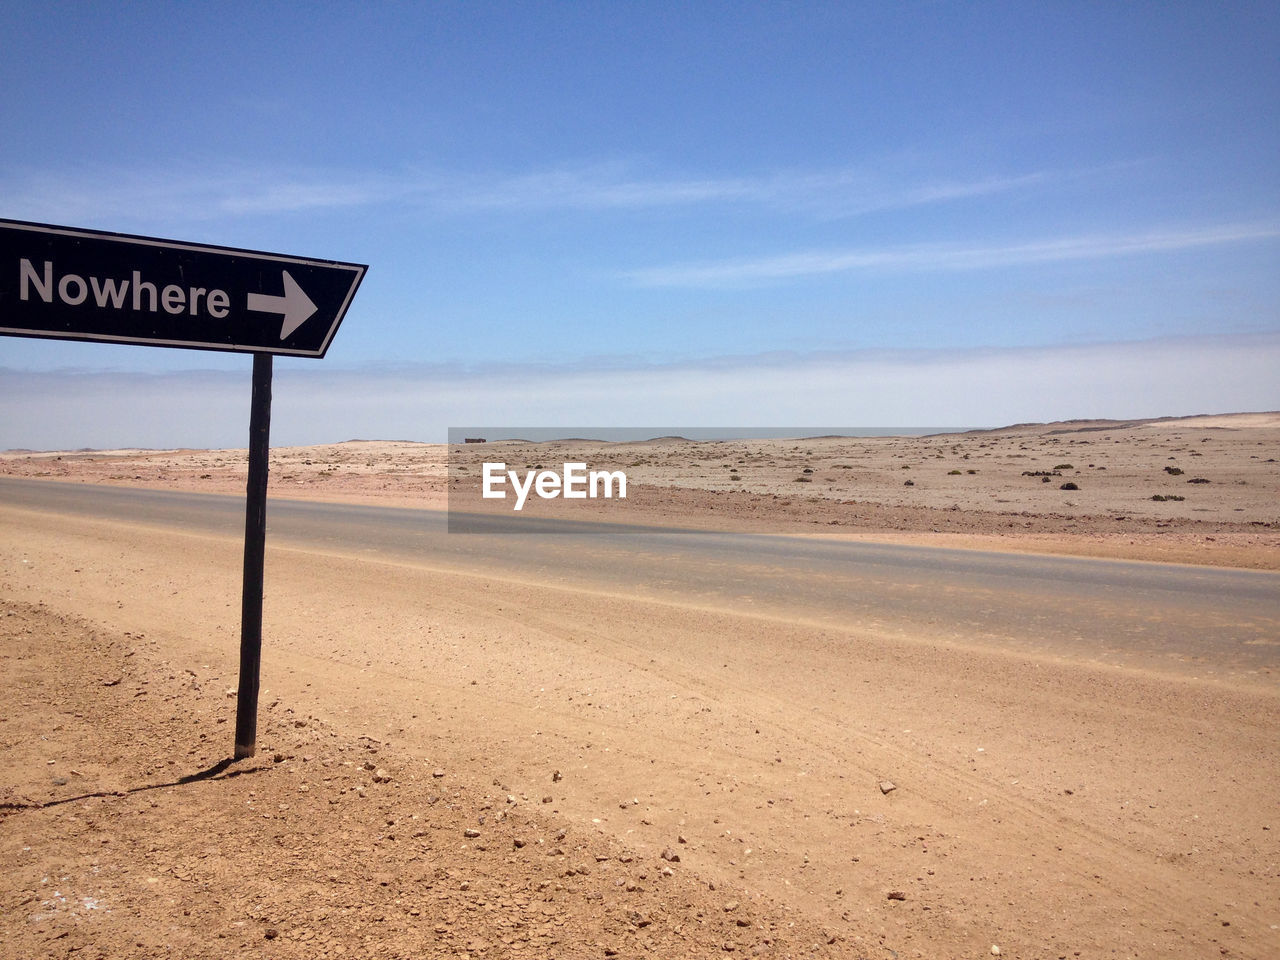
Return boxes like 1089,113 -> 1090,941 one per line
246,270 -> 318,340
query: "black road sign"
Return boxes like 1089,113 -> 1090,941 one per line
1,218 -> 369,758
0,218 -> 367,358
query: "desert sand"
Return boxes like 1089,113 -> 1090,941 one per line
4,413 -> 1278,567
2,414 -> 1278,958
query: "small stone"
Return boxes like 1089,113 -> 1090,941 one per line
264,928 -> 279,940
552,770 -> 563,782
879,780 -> 897,795
660,847 -> 681,862
373,769 -> 391,783
362,760 -> 376,771
887,890 -> 906,901
464,829 -> 480,839
431,768 -> 445,778
542,795 -> 553,803
513,838 -> 526,849
723,900 -> 739,912
991,947 -> 1001,956
678,834 -> 688,844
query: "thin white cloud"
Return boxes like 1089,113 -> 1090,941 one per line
433,163 -> 758,210
1,165 -> 395,226
0,159 -> 1056,226
626,222 -> 1280,286
430,164 -> 1052,216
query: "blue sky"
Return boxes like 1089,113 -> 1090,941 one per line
2,1 -> 1278,447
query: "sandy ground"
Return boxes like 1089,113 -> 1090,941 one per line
2,414 -> 1279,958
0,598 -> 836,959
3,413 -> 1277,569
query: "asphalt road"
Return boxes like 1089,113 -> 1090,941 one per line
3,477 -> 1277,675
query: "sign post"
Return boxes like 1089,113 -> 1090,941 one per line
235,353 -> 273,758
1,218 -> 366,759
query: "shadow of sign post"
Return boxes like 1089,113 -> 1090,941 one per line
0,218 -> 367,759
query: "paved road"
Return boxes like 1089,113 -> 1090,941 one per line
3,478 -> 1277,674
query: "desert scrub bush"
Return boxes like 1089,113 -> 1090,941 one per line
1151,494 -> 1185,502
947,469 -> 962,475
1164,466 -> 1184,475
794,476 -> 811,483
1188,477 -> 1210,483
1060,481 -> 1079,490
1054,463 -> 1074,470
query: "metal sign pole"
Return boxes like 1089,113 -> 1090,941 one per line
234,353 -> 273,758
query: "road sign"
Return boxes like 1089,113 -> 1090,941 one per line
1,217 -> 369,760
0,218 -> 366,358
